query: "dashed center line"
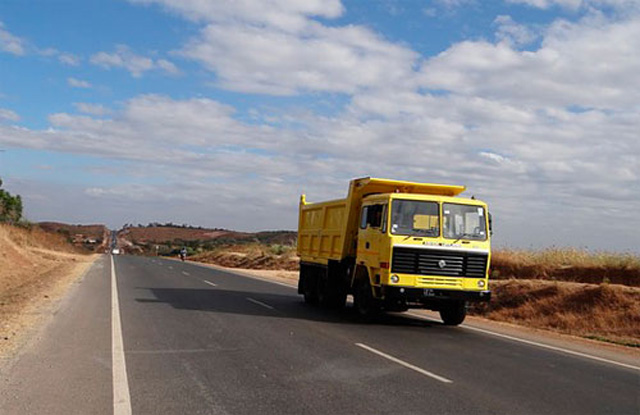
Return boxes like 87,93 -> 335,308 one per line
168,266 -> 173,270
203,280 -> 217,287
356,343 -> 453,384
182,271 -> 190,276
246,297 -> 274,310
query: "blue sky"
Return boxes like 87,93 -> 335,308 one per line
1,0 -> 639,250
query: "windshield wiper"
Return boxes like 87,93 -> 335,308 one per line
452,233 -> 475,244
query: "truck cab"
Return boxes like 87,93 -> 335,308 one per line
356,192 -> 491,323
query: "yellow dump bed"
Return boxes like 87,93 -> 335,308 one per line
297,177 -> 465,264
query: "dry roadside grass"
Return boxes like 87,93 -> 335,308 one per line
491,248 -> 640,286
0,224 -> 97,357
192,243 -> 299,271
469,280 -> 640,347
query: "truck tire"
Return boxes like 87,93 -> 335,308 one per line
439,301 -> 467,326
324,288 -> 347,309
302,273 -> 319,305
353,277 -> 380,322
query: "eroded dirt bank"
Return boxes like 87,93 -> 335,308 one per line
0,224 -> 97,357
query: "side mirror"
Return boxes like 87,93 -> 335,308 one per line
488,212 -> 493,236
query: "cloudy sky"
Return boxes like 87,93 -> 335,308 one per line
1,0 -> 638,250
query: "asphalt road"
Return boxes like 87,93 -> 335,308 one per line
1,255 -> 638,415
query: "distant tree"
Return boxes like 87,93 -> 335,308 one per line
0,178 -> 23,223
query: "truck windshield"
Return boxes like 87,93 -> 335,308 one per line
390,200 -> 439,237
443,203 -> 487,241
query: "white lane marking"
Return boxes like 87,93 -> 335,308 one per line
406,312 -> 640,372
182,271 -> 190,276
463,324 -> 640,372
188,262 -> 296,289
168,266 -> 173,270
246,297 -> 274,310
203,280 -> 217,287
356,343 -> 453,384
111,256 -> 132,415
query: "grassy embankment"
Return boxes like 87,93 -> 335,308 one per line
0,224 -> 96,354
471,249 -> 640,347
193,244 -> 640,347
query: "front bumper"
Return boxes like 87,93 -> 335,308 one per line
383,286 -> 491,303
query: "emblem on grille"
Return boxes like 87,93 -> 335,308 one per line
438,259 -> 447,269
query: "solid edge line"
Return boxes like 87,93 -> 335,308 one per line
462,324 -> 640,372
203,280 -> 217,287
246,297 -> 275,310
355,343 -> 453,384
111,255 -> 133,415
406,312 -> 640,372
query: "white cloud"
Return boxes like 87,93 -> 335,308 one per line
129,0 -> 344,31
37,47 -> 80,65
74,103 -> 111,116
494,15 -> 539,46
507,0 -> 582,9
130,0 -> 417,95
180,22 -> 418,95
90,45 -> 179,77
420,13 -> 640,109
1,86 -> 638,248
1,21 -> 80,65
0,21 -> 26,55
156,58 -> 179,75
435,0 -> 477,9
57,52 -> 81,66
506,0 -> 640,12
67,77 -> 92,89
0,108 -> 20,122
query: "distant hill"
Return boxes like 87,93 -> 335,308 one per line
117,224 -> 296,255
38,222 -> 109,252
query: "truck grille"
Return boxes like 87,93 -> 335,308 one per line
391,247 -> 488,278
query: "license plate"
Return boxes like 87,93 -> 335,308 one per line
423,289 -> 435,297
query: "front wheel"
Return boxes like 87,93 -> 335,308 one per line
353,278 -> 380,322
439,301 -> 467,326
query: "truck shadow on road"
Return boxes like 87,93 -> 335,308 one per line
135,287 -> 446,329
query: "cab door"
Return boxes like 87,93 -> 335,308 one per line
357,203 -> 388,286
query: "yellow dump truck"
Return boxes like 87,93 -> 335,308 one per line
297,177 -> 491,325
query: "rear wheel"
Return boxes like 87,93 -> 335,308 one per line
439,301 -> 467,326
324,288 -> 347,309
302,273 -> 319,305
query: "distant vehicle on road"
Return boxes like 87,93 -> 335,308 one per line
111,248 -> 121,255
297,177 -> 492,325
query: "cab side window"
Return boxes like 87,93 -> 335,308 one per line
360,206 -> 369,229
361,204 -> 386,230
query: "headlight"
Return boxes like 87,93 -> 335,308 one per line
390,274 -> 399,283
477,280 -> 486,288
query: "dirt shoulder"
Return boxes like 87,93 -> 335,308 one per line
0,224 -> 98,358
